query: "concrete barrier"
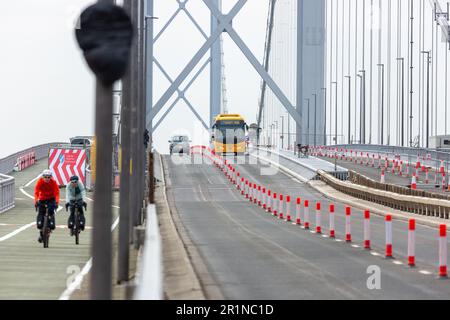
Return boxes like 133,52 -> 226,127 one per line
134,204 -> 163,300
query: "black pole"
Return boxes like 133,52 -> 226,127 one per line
305,98 -> 310,145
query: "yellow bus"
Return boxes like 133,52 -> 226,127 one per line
211,114 -> 248,155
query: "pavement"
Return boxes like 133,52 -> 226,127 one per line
0,159 -> 125,300
162,153 -> 450,299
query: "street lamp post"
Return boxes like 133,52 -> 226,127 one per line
312,93 -> 317,146
377,64 -> 385,145
321,87 -> 327,145
332,81 -> 338,172
280,116 -> 285,149
344,76 -> 351,144
421,51 -> 431,148
305,98 -> 310,145
358,70 -> 366,144
397,57 -> 405,147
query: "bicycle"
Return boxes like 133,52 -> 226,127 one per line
36,201 -> 54,248
67,200 -> 87,245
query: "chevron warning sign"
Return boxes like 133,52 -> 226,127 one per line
48,148 -> 87,187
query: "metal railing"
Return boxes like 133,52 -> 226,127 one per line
318,170 -> 450,219
0,142 -> 64,174
0,174 -> 15,214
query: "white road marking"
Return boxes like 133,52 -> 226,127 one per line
370,252 -> 381,256
393,260 -> 403,265
351,244 -> 360,248
25,174 -> 41,187
335,239 -> 343,242
58,215 -> 120,300
322,234 -> 329,238
419,270 -> 432,275
0,222 -> 36,242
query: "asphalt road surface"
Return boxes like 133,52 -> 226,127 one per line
164,154 -> 450,299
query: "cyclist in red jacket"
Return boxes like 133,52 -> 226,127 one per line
34,169 -> 60,243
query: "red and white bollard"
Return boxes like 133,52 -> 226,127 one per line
364,210 -> 371,249
385,215 -> 393,258
380,170 -> 385,184
257,186 -> 262,206
278,194 -> 284,219
411,173 -> 417,190
439,225 -> 448,278
408,219 -> 415,267
262,188 -> 267,209
253,184 -> 258,204
304,200 -> 310,229
273,192 -> 278,217
241,178 -> 245,195
286,196 -> 291,222
443,173 -> 447,190
245,180 -> 249,199
315,202 -> 322,234
267,190 -> 272,212
329,204 -> 335,238
425,169 -> 429,184
236,172 -> 241,189
296,198 -> 301,225
345,206 -> 351,242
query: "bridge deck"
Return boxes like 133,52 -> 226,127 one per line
0,160 -> 120,299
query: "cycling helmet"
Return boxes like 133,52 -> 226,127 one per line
42,169 -> 52,178
70,175 -> 79,182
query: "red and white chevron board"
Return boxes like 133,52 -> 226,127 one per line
48,148 -> 86,186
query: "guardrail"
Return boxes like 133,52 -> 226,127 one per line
255,147 -> 348,181
133,204 -> 162,300
348,170 -> 450,201
318,170 -> 450,219
0,142 -> 65,174
0,174 -> 15,214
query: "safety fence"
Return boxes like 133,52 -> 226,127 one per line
0,174 -> 15,214
0,143 -> 63,174
190,145 -> 449,278
318,170 -> 450,219
348,170 -> 450,201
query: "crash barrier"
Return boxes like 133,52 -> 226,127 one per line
190,145 -> 449,277
254,147 -> 348,181
0,143 -> 62,174
311,145 -> 450,184
319,170 -> 450,219
134,204 -> 163,299
0,174 -> 15,214
13,152 -> 36,172
348,170 -> 450,201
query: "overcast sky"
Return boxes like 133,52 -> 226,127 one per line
0,0 -> 269,158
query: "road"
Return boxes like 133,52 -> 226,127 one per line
0,160 -> 119,299
164,154 -> 450,299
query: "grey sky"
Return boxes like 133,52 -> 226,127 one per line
0,0 -> 269,157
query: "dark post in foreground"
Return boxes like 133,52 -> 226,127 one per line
75,1 -> 133,299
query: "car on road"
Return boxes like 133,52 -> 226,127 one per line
169,135 -> 191,155
70,136 -> 93,147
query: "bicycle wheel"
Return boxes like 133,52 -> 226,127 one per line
42,216 -> 49,248
74,211 -> 79,245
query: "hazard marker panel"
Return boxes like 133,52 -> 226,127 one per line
49,148 -> 87,186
